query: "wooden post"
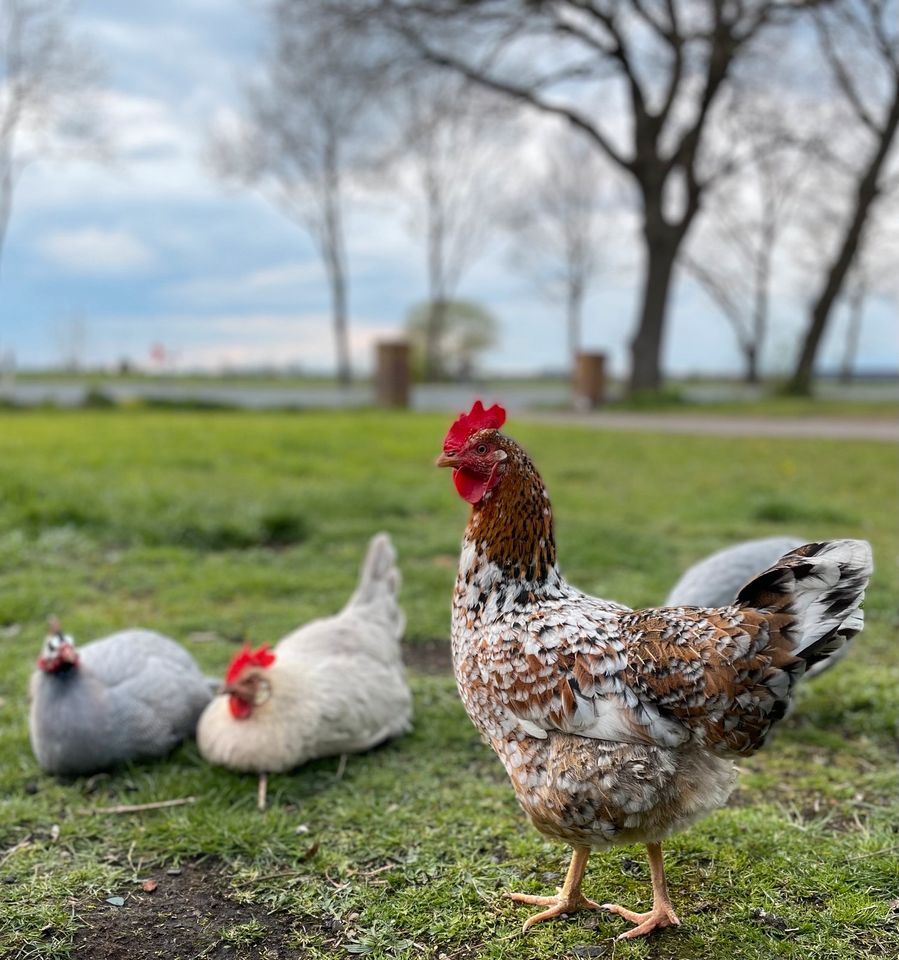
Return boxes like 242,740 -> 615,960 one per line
573,352 -> 605,410
375,341 -> 410,409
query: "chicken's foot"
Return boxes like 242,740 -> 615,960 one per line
602,842 -> 680,940
507,845 -> 600,932
257,772 -> 268,812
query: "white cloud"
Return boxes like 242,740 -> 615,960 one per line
38,227 -> 155,274
61,312 -> 403,373
170,316 -> 401,372
166,262 -> 326,306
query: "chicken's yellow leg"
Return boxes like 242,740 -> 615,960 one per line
257,772 -> 268,811
602,842 -> 680,940
507,844 -> 600,932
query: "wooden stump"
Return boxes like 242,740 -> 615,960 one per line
573,352 -> 606,410
375,341 -> 410,409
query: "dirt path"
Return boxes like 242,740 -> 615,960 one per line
531,411 -> 899,442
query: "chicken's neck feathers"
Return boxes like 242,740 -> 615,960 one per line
463,441 -> 560,592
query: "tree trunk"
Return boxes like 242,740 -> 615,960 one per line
788,83 -> 899,395
566,279 -> 583,373
322,141 -> 352,386
424,297 -> 447,380
743,342 -> 759,385
840,279 -> 865,385
420,145 -> 447,382
748,220 -> 774,387
0,163 -> 11,284
628,227 -> 679,394
328,247 -> 352,386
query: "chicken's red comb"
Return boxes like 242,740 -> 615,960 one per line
225,644 -> 276,683
443,401 -> 506,452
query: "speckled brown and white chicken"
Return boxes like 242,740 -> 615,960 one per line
197,532 -> 412,809
436,401 -> 872,940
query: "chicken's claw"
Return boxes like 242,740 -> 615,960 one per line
602,901 -> 681,939
506,889 -> 601,932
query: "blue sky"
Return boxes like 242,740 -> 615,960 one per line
1,0 -> 896,378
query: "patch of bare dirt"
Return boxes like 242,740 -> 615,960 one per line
402,638 -> 452,675
71,860 -> 323,960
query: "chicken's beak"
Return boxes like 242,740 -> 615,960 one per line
59,643 -> 78,665
435,452 -> 456,469
218,682 -> 236,697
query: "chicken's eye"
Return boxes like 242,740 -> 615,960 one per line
476,444 -> 488,455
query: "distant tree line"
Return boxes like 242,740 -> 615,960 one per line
223,0 -> 895,393
1,0 -> 895,392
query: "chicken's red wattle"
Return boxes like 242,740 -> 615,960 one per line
453,467 -> 488,504
229,696 -> 252,720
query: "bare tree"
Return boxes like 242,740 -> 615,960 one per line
837,194 -> 898,383
307,0 -> 811,395
210,3 -> 382,385
0,0 -> 103,289
506,128 -> 608,371
388,73 -> 512,380
684,105 -> 814,384
788,0 -> 899,394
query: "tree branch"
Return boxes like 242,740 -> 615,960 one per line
568,1 -> 652,130
388,13 -> 633,170
815,9 -> 881,135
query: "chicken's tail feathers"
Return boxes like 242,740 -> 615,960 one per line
737,539 -> 873,674
349,532 -> 402,606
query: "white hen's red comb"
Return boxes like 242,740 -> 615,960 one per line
225,644 -> 276,684
443,401 -> 506,453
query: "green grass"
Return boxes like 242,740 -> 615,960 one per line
0,409 -> 896,959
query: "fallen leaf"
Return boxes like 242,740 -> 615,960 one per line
106,896 -> 125,907
141,879 -> 157,893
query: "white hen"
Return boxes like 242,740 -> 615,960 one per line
197,532 -> 411,808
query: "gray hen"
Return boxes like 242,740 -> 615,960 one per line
664,536 -> 852,678
29,620 -> 212,776
664,536 -> 806,608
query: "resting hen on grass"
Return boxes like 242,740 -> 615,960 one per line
663,536 -> 853,682
197,532 -> 412,810
29,618 -> 212,776
436,402 -> 872,940
665,536 -> 806,609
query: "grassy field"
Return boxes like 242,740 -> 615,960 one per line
0,409 -> 896,960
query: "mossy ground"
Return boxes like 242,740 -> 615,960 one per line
0,410 -> 896,959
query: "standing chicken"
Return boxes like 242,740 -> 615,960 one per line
436,401 -> 872,939
197,532 -> 412,810
29,619 -> 212,776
